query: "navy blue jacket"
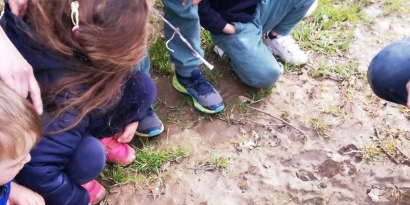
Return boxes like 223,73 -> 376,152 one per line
198,0 -> 260,35
0,182 -> 11,205
2,5 -> 156,205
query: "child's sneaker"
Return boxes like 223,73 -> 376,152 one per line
172,69 -> 224,114
82,180 -> 106,205
135,107 -> 164,137
100,136 -> 135,166
213,45 -> 230,60
264,34 -> 308,65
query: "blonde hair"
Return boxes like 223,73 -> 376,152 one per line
0,82 -> 42,160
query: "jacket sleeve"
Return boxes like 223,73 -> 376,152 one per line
16,111 -> 91,205
198,0 -> 228,35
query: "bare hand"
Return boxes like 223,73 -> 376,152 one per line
182,0 -> 202,6
222,23 -> 236,35
8,0 -> 37,18
0,28 -> 43,114
8,182 -> 45,205
114,122 -> 139,143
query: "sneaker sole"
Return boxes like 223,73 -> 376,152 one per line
172,75 -> 224,114
135,123 -> 165,138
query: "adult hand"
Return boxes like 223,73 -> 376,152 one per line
0,28 -> 43,114
114,122 -> 139,143
8,182 -> 45,205
8,0 -> 37,18
182,0 -> 202,6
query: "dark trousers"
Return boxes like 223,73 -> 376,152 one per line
367,38 -> 410,105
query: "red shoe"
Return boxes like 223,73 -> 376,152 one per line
100,136 -> 135,166
82,180 -> 106,205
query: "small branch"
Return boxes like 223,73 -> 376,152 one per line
246,106 -> 308,138
151,8 -> 214,70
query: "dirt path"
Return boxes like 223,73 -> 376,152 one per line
104,2 -> 410,205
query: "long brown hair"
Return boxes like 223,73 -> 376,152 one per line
26,0 -> 151,132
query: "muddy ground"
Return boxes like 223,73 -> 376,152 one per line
109,2 -> 409,205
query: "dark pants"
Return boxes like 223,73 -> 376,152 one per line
63,137 -> 106,185
367,38 -> 410,105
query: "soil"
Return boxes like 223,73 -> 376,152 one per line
104,3 -> 410,205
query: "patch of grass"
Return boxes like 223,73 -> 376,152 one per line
293,0 -> 365,54
100,140 -> 189,187
197,155 -> 229,170
383,0 -> 410,15
245,86 -> 275,101
153,0 -> 163,7
310,61 -> 330,78
361,143 -> 382,162
200,29 -> 214,54
202,65 -> 228,86
148,36 -> 173,75
381,138 -> 399,153
399,106 -> 410,119
308,117 -> 329,137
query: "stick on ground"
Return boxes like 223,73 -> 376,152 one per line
246,105 -> 308,138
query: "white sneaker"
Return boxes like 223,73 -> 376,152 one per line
304,0 -> 318,18
264,35 -> 308,65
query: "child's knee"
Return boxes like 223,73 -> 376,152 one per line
248,63 -> 284,88
69,137 -> 106,185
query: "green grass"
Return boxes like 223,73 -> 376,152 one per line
100,139 -> 189,187
293,0 -> 366,55
197,155 -> 229,170
148,36 -> 173,75
361,143 -> 382,162
383,0 -> 410,15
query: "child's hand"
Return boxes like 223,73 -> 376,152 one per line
8,182 -> 45,205
114,122 -> 139,143
223,23 -> 236,35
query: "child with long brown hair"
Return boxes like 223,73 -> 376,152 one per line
3,0 -> 154,204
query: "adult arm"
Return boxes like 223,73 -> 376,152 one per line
0,0 -> 43,114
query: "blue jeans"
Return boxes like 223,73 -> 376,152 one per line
161,0 -> 203,77
211,0 -> 314,88
367,38 -> 410,106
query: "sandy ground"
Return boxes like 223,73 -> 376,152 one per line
104,2 -> 410,205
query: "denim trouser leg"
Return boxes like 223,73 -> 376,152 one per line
64,137 -> 106,185
260,0 -> 315,35
211,0 -> 314,88
212,23 -> 283,88
367,38 -> 410,106
162,0 -> 203,77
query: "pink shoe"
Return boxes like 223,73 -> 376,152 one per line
100,136 -> 135,166
82,180 -> 106,205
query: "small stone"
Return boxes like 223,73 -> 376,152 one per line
237,180 -> 249,191
368,188 -> 380,203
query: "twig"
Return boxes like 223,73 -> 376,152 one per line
246,106 -> 308,138
151,8 -> 214,70
166,128 -> 170,144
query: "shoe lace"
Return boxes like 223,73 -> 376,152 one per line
194,72 -> 213,95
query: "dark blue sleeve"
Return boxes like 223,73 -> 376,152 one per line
16,112 -> 91,205
198,0 -> 228,35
